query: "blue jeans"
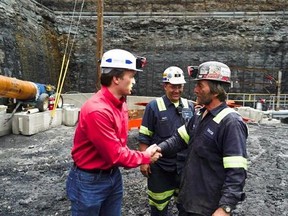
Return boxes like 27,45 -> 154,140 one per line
66,165 -> 123,216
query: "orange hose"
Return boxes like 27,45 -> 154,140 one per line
0,75 -> 37,100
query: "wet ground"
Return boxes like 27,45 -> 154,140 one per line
0,120 -> 287,216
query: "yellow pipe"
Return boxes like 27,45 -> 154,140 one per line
0,75 -> 37,100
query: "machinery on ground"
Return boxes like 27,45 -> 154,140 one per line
0,75 -> 63,113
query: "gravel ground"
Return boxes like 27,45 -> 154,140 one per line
0,120 -> 288,216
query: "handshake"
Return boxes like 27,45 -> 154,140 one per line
145,144 -> 162,163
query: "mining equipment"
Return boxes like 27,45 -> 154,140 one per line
0,75 -> 63,113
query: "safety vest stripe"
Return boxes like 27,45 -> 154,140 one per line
156,98 -> 166,111
213,107 -> 237,124
223,156 -> 248,170
139,125 -> 153,137
177,125 -> 190,144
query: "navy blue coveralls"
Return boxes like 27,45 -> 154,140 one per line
159,102 -> 248,215
138,95 -> 194,215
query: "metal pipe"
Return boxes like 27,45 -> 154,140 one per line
0,75 -> 37,100
276,70 -> 282,111
263,110 -> 288,118
27,108 -> 39,114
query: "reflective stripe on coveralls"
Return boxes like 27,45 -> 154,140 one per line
139,97 -> 189,137
156,97 -> 189,111
139,125 -> 154,137
148,189 -> 175,210
223,156 -> 248,170
213,108 -> 248,170
177,125 -> 190,144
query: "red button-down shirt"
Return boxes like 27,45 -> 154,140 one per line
72,86 -> 150,170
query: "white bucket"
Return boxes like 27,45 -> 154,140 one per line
62,107 -> 79,126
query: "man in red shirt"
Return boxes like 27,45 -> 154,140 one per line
66,49 -> 162,216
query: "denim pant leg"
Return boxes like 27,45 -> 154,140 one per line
100,169 -> 123,216
66,167 -> 123,216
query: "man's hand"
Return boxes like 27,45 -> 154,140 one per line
145,144 -> 161,155
150,151 -> 162,163
145,144 -> 162,163
140,164 -> 151,177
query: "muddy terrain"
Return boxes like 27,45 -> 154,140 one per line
0,120 -> 287,216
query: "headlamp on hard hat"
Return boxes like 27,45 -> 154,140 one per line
187,66 -> 199,78
136,56 -> 147,70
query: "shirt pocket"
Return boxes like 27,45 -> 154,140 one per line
193,129 -> 216,159
158,118 -> 173,138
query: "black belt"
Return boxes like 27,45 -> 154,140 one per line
73,163 -> 116,174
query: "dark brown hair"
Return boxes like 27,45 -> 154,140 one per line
207,80 -> 230,102
100,68 -> 125,86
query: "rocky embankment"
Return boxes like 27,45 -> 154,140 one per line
0,1 -> 287,96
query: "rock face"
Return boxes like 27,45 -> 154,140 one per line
0,0 -> 287,98
0,0 -> 62,85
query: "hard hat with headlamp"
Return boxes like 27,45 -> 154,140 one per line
187,61 -> 231,84
162,66 -> 186,85
100,49 -> 146,72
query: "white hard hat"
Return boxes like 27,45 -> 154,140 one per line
162,66 -> 186,84
100,49 -> 146,72
188,61 -> 231,84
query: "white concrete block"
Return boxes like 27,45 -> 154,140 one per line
235,107 -> 251,119
0,105 -> 7,112
12,109 -> 62,135
62,107 -> 79,126
0,113 -> 12,137
235,106 -> 263,123
249,109 -> 264,123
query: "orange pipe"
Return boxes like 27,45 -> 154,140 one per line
0,75 -> 37,100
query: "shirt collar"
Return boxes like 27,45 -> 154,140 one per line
163,95 -> 183,107
101,86 -> 126,108
208,102 -> 228,117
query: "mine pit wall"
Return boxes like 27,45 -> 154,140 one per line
0,1 -> 287,100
